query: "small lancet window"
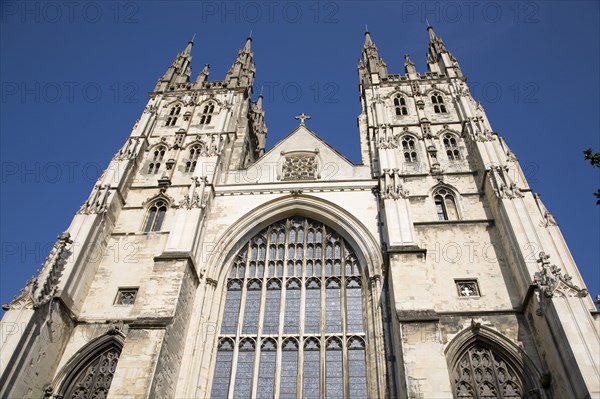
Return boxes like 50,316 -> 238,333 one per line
401,136 -> 418,163
200,102 -> 215,125
431,93 -> 447,113
148,146 -> 166,174
185,145 -> 202,173
443,134 -> 462,160
434,188 -> 458,221
144,199 -> 167,232
393,95 -> 408,116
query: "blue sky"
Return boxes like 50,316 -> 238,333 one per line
1,1 -> 598,309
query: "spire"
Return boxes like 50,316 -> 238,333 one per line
358,30 -> 388,85
425,26 -> 462,78
194,64 -> 210,86
256,93 -> 263,109
364,27 -> 373,46
154,39 -> 194,92
404,53 -> 417,76
427,25 -> 447,55
225,36 -> 256,89
183,34 -> 195,54
249,94 -> 267,156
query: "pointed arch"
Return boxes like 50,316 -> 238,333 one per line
392,93 -> 409,116
203,195 -> 383,283
427,90 -> 448,113
208,215 -> 370,398
441,131 -> 463,161
183,140 -> 206,173
431,183 -> 461,221
445,325 -> 546,399
147,144 -> 167,174
200,195 -> 386,398
399,134 -> 419,163
165,102 -> 182,126
199,100 -> 217,125
142,194 -> 172,233
423,87 -> 451,96
53,332 -> 125,399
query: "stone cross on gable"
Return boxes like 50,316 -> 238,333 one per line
295,113 -> 311,126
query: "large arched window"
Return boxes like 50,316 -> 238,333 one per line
452,344 -> 524,399
210,216 -> 368,398
57,338 -> 122,399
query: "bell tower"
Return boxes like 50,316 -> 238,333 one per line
358,27 -> 599,398
0,36 -> 268,399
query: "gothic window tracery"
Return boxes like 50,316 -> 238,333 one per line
443,134 -> 462,160
148,146 -> 166,174
166,104 -> 181,126
185,144 -> 202,173
60,345 -> 121,399
143,199 -> 167,232
401,136 -> 418,163
434,188 -> 459,221
281,155 -> 318,180
210,217 -> 368,398
393,95 -> 409,116
453,344 -> 523,399
200,102 -> 216,125
431,93 -> 447,113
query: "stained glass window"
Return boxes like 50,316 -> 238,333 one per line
210,217 -> 369,398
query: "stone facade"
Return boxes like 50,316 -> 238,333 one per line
1,28 -> 599,399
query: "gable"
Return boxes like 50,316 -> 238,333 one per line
232,126 -> 367,184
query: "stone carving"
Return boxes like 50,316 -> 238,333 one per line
456,81 -> 471,97
144,104 -> 158,114
533,193 -> 557,227
488,166 -> 523,200
453,344 -> 522,399
3,232 -> 73,311
178,177 -> 207,209
534,252 -> 587,298
464,117 -> 493,142
281,155 -> 318,181
2,277 -> 34,311
115,137 -> 143,160
380,169 -> 409,200
63,347 -> 120,398
78,184 -> 112,214
374,124 -> 396,149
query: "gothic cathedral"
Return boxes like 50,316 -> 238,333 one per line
1,28 -> 599,399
